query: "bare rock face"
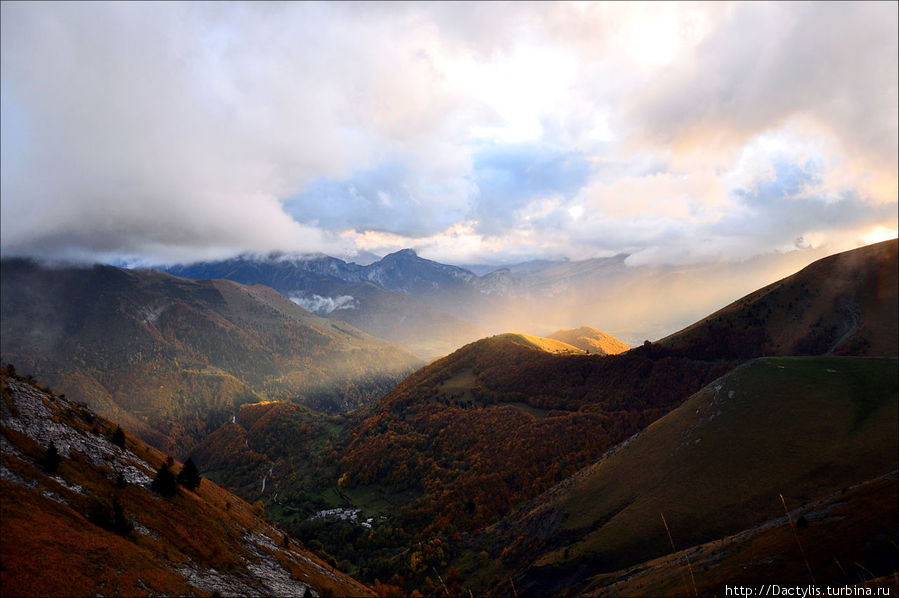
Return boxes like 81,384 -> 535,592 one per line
3,378 -> 155,487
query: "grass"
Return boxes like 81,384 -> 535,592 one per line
583,474 -> 898,596
737,356 -> 897,428
500,333 -> 586,354
485,356 -> 898,595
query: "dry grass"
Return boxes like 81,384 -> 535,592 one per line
585,474 -> 898,596
0,370 -> 374,597
479,356 -> 897,595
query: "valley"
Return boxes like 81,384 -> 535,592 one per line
1,239 -> 897,596
4,5 -> 897,596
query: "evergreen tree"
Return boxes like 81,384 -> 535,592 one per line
42,442 -> 61,473
176,457 -> 202,491
111,426 -> 126,448
111,497 -> 133,534
151,463 -> 178,497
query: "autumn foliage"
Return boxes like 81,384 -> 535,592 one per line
339,335 -> 734,536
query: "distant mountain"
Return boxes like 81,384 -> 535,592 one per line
167,244 -> 843,350
0,259 -> 420,455
659,238 -> 898,359
477,356 -> 898,596
167,252 -> 484,359
0,367 -> 372,597
547,326 -> 629,355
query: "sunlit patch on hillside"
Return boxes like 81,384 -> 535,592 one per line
501,333 -> 586,354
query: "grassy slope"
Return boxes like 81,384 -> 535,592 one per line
0,369 -> 373,597
504,333 -> 586,354
659,239 -> 898,359
585,473 -> 898,596
548,327 -> 630,355
484,357 -> 897,595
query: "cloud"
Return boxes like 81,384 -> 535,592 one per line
0,2 -> 478,263
1,2 -> 896,267
627,3 -> 898,189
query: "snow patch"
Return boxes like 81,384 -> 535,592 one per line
40,489 -> 68,505
288,293 -> 358,314
133,522 -> 159,540
50,475 -> 84,495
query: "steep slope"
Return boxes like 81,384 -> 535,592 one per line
167,253 -> 484,359
187,241 -> 898,594
0,367 -> 373,597
191,400 -> 346,509
586,473 -> 898,596
474,357 -> 898,596
0,259 -> 420,454
547,326 -> 629,355
195,333 -> 732,591
659,239 -> 898,359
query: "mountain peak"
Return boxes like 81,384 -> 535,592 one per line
383,248 -> 419,260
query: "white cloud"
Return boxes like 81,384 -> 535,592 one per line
1,2 -> 895,267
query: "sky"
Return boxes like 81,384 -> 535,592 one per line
1,1 -> 897,268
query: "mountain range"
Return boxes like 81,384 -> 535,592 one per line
166,251 -> 486,359
185,239 -> 898,594
165,245 -> 834,357
1,239 -> 896,596
0,259 -> 420,455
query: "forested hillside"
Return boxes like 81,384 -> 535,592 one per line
1,259 -> 420,455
